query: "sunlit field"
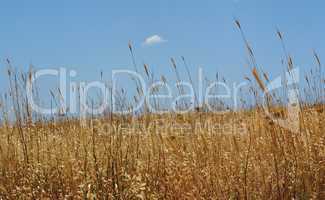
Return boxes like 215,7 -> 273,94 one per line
0,22 -> 324,199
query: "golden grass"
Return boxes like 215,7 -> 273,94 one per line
0,106 -> 324,199
0,21 -> 324,199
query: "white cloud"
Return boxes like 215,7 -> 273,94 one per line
143,35 -> 167,46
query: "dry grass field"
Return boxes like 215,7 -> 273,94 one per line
0,23 -> 324,199
0,106 -> 324,199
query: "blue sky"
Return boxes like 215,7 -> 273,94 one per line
0,0 -> 324,95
